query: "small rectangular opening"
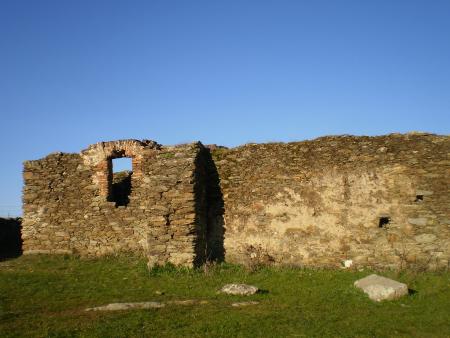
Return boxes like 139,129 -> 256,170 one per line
109,157 -> 132,207
415,195 -> 424,202
379,217 -> 390,228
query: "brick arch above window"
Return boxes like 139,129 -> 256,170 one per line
80,139 -> 161,198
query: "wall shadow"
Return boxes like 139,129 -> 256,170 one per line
203,147 -> 225,262
0,217 -> 22,261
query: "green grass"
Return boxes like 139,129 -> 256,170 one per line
1,255 -> 449,337
159,152 -> 175,159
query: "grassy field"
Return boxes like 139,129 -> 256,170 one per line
1,255 -> 449,337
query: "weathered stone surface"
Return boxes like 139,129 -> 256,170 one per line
220,284 -> 259,295
85,301 -> 165,311
354,274 -> 408,301
23,249 -> 72,255
414,233 -> 437,244
408,218 -> 428,226
212,133 -> 450,270
415,190 -> 433,196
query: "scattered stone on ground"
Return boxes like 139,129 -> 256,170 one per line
220,283 -> 259,295
231,301 -> 260,307
166,300 -> 194,306
85,301 -> 165,311
85,299 -> 211,311
354,274 -> 408,302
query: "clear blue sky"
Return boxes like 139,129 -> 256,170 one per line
1,0 -> 449,216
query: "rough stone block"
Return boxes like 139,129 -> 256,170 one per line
354,274 -> 408,301
414,233 -> 437,244
408,218 -> 428,226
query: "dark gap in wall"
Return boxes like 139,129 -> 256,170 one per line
202,146 -> 225,263
415,195 -> 424,202
0,218 -> 22,260
379,217 -> 390,228
109,157 -> 132,207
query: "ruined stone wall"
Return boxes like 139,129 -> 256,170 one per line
22,134 -> 450,270
22,140 -> 208,267
212,133 -> 450,270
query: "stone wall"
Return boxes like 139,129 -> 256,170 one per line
212,133 -> 450,270
22,133 -> 450,270
22,140 -> 209,267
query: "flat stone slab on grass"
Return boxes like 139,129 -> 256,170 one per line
220,284 -> 259,295
231,301 -> 260,307
354,274 -> 408,302
166,300 -> 209,306
85,300 -> 210,312
85,301 -> 165,311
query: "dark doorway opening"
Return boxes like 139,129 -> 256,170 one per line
0,218 -> 22,260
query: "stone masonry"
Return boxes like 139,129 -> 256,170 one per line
22,133 -> 450,270
22,140 -> 210,267
211,132 -> 450,270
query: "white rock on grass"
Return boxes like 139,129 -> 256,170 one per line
220,283 -> 259,295
85,301 -> 164,311
342,259 -> 353,268
354,274 -> 408,302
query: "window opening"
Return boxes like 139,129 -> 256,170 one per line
415,195 -> 424,202
113,157 -> 132,173
109,157 -> 132,207
378,217 -> 390,228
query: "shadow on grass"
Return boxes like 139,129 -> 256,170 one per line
408,288 -> 418,296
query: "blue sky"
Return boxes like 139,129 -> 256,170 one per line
1,0 -> 449,216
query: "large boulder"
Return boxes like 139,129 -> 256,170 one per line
354,274 -> 408,302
